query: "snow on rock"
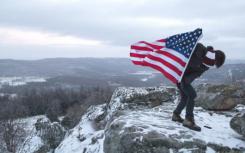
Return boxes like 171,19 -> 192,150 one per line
17,115 -> 48,153
52,86 -> 245,153
230,112 -> 245,137
10,86 -> 245,153
55,104 -> 107,153
20,136 -> 43,153
103,87 -> 245,153
13,115 -> 65,153
192,108 -> 245,148
105,86 -> 176,122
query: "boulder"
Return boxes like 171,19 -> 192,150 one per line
54,104 -> 107,153
103,86 -> 245,153
230,113 -> 245,137
104,119 -> 209,153
196,84 -> 244,110
53,86 -> 245,153
35,118 -> 66,149
106,86 -> 176,121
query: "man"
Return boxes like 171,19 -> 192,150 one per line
172,43 -> 226,131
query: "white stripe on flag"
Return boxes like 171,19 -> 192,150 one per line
163,48 -> 188,63
144,57 -> 181,80
149,51 -> 185,71
152,41 -> 165,46
134,42 -> 165,48
130,49 -> 152,55
130,57 -> 144,62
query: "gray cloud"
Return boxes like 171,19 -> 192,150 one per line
0,0 -> 244,59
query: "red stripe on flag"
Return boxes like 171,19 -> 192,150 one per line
130,53 -> 146,58
155,50 -> 186,67
157,39 -> 166,42
143,61 -> 178,83
131,45 -> 153,51
147,54 -> 182,76
132,60 -> 145,66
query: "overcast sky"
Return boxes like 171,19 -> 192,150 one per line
0,0 -> 244,59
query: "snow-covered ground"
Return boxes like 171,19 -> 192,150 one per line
141,73 -> 156,82
130,71 -> 160,82
8,116 -> 47,153
0,93 -> 17,98
1,86 -> 244,153
54,86 -> 245,153
129,71 -> 160,75
55,104 -> 107,153
0,76 -> 46,88
18,104 -> 244,153
114,104 -> 245,149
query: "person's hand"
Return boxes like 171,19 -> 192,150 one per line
176,82 -> 181,87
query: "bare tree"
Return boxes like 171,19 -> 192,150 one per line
0,120 -> 26,153
61,103 -> 87,129
0,100 -> 27,153
46,99 -> 62,122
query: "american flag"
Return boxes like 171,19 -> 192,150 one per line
130,28 -> 202,84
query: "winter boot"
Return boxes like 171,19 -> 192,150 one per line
172,112 -> 184,123
183,117 -> 201,132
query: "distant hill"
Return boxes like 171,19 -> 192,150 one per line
226,59 -> 245,64
0,58 -> 142,77
0,58 -> 244,87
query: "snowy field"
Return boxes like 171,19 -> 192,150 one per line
130,71 -> 160,82
0,76 -> 46,88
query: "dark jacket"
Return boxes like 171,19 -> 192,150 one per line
182,43 -> 209,84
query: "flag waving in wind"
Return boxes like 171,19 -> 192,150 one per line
130,28 -> 202,84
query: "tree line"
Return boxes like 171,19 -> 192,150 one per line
0,85 -> 113,152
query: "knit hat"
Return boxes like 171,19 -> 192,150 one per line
202,46 -> 215,67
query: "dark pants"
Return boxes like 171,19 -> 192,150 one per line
174,82 -> 197,118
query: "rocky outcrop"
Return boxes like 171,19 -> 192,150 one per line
196,84 -> 245,110
16,85 -> 245,153
102,86 -> 245,153
35,118 -> 66,150
5,115 -> 66,153
230,113 -> 245,137
54,104 -> 107,153
104,123 -> 208,153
